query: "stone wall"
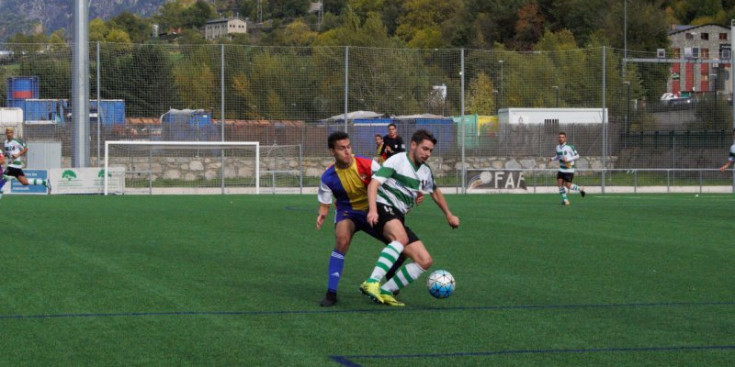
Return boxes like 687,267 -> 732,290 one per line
93,155 -> 614,181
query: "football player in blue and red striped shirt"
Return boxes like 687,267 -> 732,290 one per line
316,131 -> 406,306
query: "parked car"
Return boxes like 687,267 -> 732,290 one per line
660,92 -> 696,110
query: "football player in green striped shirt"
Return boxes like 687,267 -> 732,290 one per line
4,127 -> 51,192
549,131 -> 585,205
719,129 -> 735,172
359,129 -> 460,307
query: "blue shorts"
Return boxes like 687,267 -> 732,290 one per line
335,209 -> 389,244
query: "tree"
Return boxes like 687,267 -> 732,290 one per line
174,48 -> 217,110
316,8 -> 399,47
110,12 -> 152,44
601,1 -> 669,52
112,45 -> 181,117
544,0 -> 609,47
279,19 -> 318,46
512,2 -> 545,51
466,72 -> 496,115
395,0 -> 463,48
181,0 -> 216,29
89,19 -> 109,43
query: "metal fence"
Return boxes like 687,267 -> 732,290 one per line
0,43 -> 733,192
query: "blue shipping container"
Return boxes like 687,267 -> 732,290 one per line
90,99 -> 125,125
161,109 -> 218,141
20,99 -> 64,123
6,76 -> 39,103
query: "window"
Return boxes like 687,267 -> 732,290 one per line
673,48 -> 681,58
701,33 -> 709,40
701,48 -> 709,59
721,47 -> 731,60
720,33 -> 728,40
686,33 -> 694,40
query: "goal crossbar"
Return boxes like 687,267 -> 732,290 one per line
104,140 -> 260,195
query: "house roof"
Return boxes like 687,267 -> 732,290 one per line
668,23 -> 730,36
206,17 -> 246,25
324,110 -> 385,121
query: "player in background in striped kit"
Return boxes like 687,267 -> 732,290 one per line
4,127 -> 51,193
719,128 -> 735,172
316,131 -> 406,307
548,131 -> 585,206
360,129 -> 460,307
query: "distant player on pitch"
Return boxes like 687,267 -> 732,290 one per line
548,131 -> 585,205
4,127 -> 51,192
719,128 -> 735,172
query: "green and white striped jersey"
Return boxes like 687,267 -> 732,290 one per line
553,143 -> 579,173
373,152 -> 435,215
4,138 -> 26,169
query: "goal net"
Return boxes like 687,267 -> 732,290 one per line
104,141 -> 269,195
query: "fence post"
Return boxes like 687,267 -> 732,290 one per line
460,48 -> 466,194
601,46 -> 607,194
634,169 -> 637,193
344,46 -> 349,133
220,43 -> 226,194
96,41 -> 101,167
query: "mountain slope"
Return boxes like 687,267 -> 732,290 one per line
0,0 -> 169,40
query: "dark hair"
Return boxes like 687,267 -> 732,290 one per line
411,129 -> 437,145
388,123 -> 397,129
558,131 -> 567,136
374,133 -> 382,138
328,131 -> 349,149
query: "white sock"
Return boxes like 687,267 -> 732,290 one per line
381,263 -> 426,293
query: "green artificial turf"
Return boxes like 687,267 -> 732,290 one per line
0,193 -> 732,366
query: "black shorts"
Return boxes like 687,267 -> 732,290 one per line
4,167 -> 24,178
376,203 -> 420,244
557,171 -> 574,183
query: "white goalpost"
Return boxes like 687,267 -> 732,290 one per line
104,140 -> 260,195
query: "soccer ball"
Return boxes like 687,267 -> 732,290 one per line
427,269 -> 455,299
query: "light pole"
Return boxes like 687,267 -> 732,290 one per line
498,60 -> 504,109
711,73 -> 718,128
623,81 -> 630,146
552,85 -> 559,107
623,0 -> 627,78
493,89 -> 499,114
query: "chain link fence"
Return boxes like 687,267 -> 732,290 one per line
0,43 -> 732,192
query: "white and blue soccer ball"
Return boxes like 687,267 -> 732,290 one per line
427,269 -> 455,299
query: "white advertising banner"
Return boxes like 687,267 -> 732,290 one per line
48,167 -> 125,195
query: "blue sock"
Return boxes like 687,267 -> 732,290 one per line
327,250 -> 345,293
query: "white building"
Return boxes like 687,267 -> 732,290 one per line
498,108 -> 607,125
205,17 -> 248,41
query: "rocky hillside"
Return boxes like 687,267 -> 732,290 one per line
0,0 -> 169,40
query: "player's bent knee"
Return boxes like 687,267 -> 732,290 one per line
417,256 -> 433,269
